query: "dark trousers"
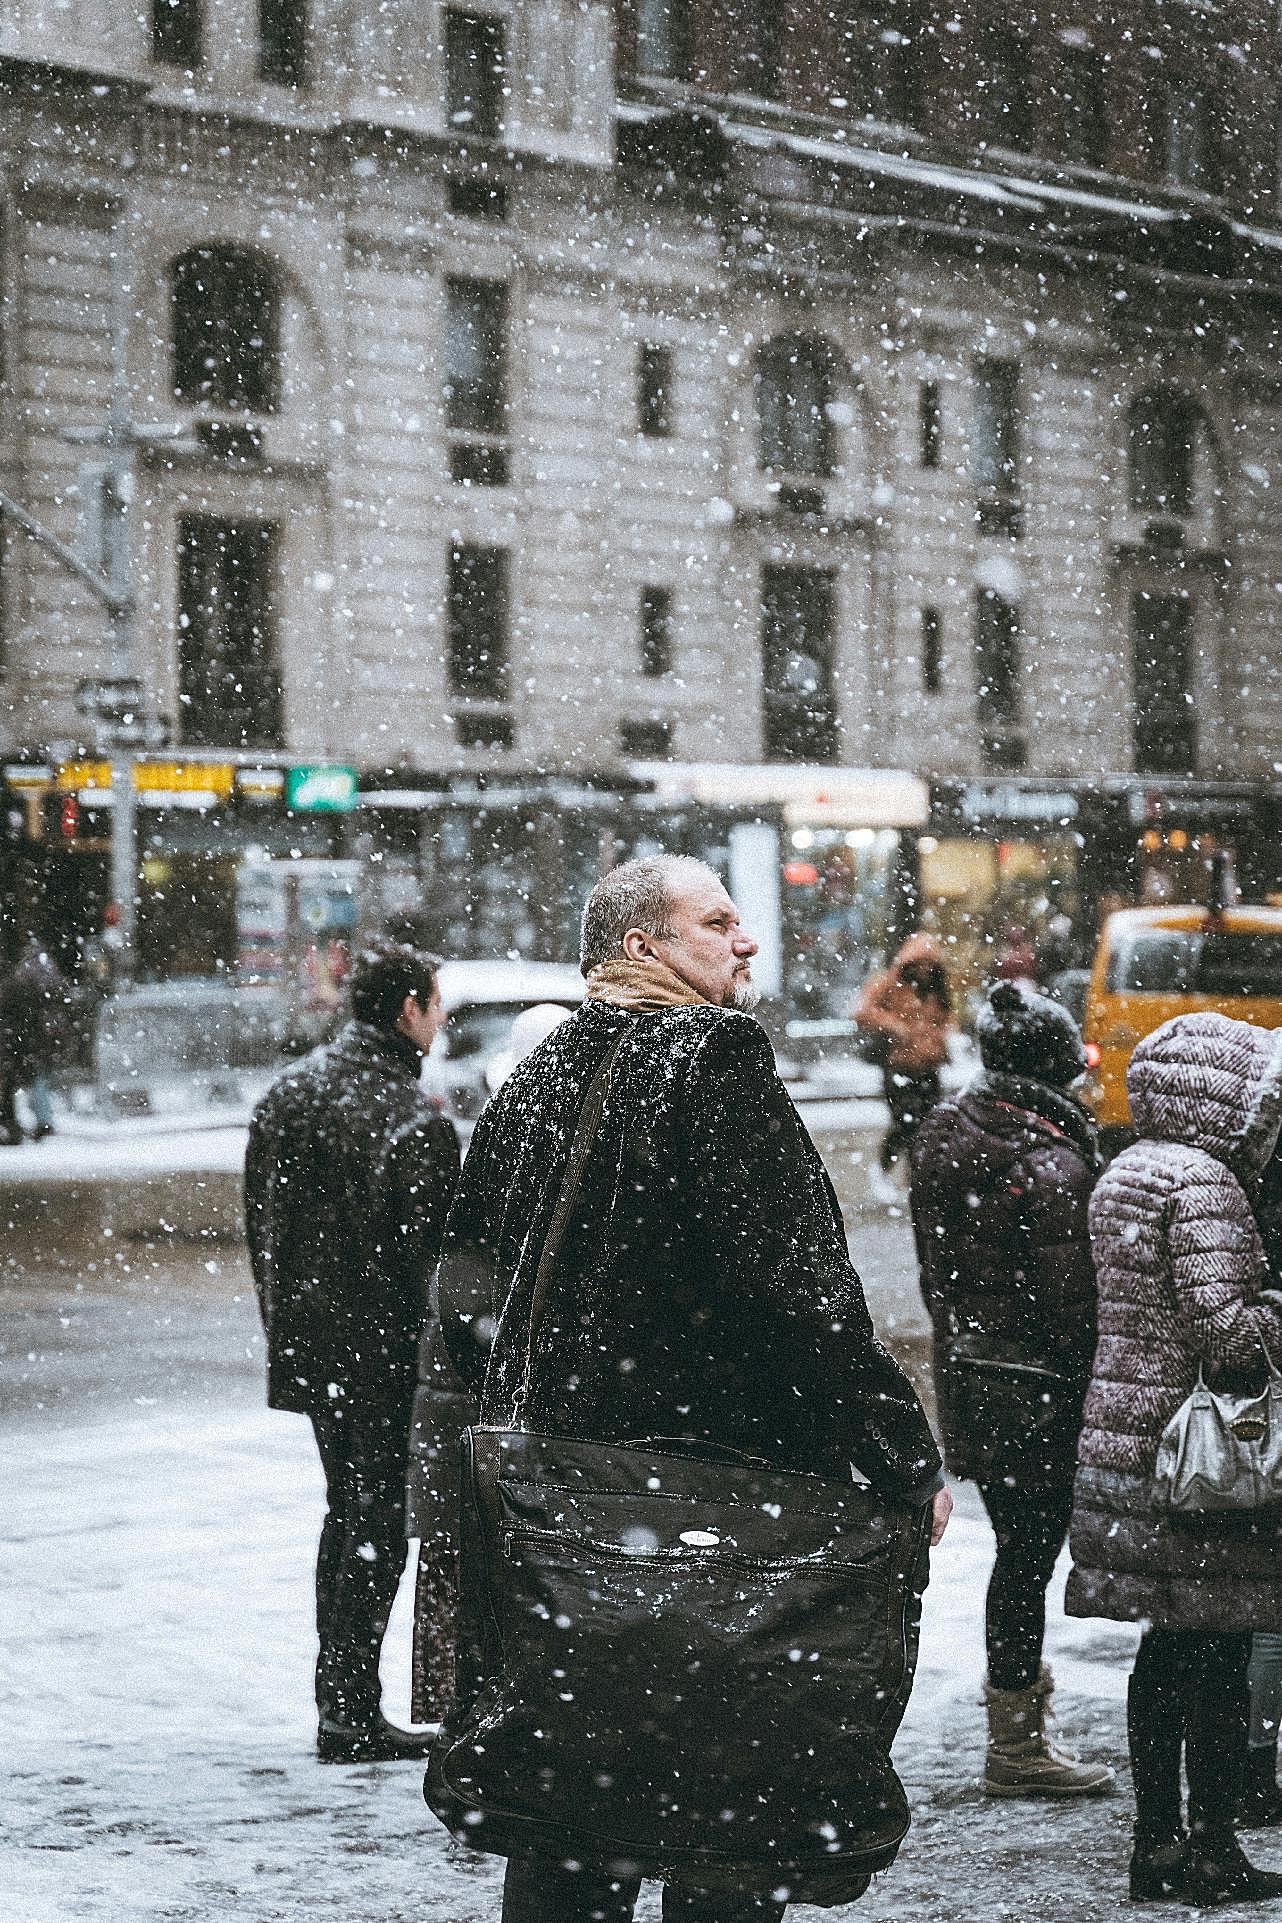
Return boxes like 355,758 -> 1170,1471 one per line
310,1401 -> 413,1728
0,1068 -> 22,1140
881,1069 -> 940,1171
1128,1627 -> 1252,1843
976,1479 -> 1075,1691
501,1855 -> 787,1923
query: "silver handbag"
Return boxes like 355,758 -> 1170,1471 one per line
1153,1341 -> 1282,1511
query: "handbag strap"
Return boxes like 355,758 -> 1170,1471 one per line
512,1026 -> 630,1426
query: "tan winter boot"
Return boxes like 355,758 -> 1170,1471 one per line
983,1665 -> 1116,1798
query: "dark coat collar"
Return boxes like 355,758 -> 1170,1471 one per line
970,1069 -> 1102,1169
336,1018 -> 424,1080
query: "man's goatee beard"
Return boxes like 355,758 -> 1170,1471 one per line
729,979 -> 761,1012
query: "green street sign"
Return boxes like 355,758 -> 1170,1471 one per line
285,765 -> 359,813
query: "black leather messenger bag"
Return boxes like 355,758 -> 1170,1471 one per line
426,1031 -> 931,1906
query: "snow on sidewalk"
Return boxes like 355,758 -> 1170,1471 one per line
11,1399 -> 1264,1923
0,1123 -> 249,1184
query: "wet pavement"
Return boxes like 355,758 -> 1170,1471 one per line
4,1137 -> 1281,1921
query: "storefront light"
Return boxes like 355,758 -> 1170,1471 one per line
791,828 -> 815,850
918,835 -> 939,854
844,828 -> 876,849
1169,829 -> 1189,851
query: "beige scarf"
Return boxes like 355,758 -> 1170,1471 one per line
585,956 -> 707,1011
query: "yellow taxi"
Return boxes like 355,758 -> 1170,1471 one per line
1083,903 -> 1282,1150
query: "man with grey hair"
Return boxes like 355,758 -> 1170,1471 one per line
429,853 -> 949,1923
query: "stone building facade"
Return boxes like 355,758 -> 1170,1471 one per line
3,0 -> 1282,990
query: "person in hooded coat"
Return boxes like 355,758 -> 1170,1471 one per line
1234,1145 -> 1282,1829
1067,1011 -> 1282,1906
853,932 -> 952,1197
910,980 -> 1114,1798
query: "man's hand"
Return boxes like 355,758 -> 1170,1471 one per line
930,1485 -> 953,1547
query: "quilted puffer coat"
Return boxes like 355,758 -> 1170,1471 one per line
1066,1012 -> 1282,1630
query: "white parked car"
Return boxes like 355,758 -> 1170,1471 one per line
423,959 -> 586,1126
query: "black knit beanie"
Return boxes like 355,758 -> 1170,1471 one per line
976,979 -> 1088,1088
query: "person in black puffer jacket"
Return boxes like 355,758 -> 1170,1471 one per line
911,980 -> 1114,1799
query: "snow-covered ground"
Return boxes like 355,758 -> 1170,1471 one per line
4,1398 -> 1148,1923
0,1100 -> 887,1186
5,1129 -> 1281,1921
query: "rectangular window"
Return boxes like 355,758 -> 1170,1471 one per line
975,589 -> 1024,769
446,11 -> 506,138
177,517 -> 283,750
1166,82 -> 1220,191
1059,47 -> 1107,167
640,585 -> 674,677
1129,393 -> 1197,518
1133,593 -> 1196,774
918,379 -> 942,468
637,343 -> 673,437
862,12 -> 921,126
740,0 -> 784,99
449,443 -> 509,486
448,545 -> 510,701
972,358 -> 1020,495
920,606 -> 942,694
152,0 -> 202,67
259,0 -> 307,85
445,278 -> 507,435
456,710 -> 513,749
761,564 -> 838,762
976,27 -> 1032,153
620,717 -> 673,757
635,0 -> 690,78
448,175 -> 509,221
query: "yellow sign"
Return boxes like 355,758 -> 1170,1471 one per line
57,761 -> 112,792
56,760 -> 235,798
135,762 -> 235,798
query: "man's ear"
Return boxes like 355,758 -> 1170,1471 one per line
621,927 -> 655,963
395,991 -> 418,1032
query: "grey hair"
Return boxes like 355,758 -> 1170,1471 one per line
579,855 -> 716,977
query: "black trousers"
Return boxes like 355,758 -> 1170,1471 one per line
976,1480 -> 1076,1692
501,1855 -> 787,1923
0,1068 -> 22,1140
309,1401 -> 413,1728
1128,1627 -> 1252,1843
881,1069 -> 940,1171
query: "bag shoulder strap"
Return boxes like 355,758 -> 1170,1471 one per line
513,1025 -> 629,1423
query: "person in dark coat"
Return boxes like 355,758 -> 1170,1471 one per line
910,980 -> 1114,1799
245,941 -> 460,1763
1234,1142 -> 1282,1829
1067,1012 -> 1282,1905
0,935 -> 73,1142
432,854 -> 950,1923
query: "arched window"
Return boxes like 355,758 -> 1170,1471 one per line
172,246 -> 281,413
755,336 -> 836,478
1128,388 -> 1200,518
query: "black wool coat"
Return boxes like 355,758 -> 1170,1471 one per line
245,1021 -> 461,1417
436,997 -> 941,1502
909,1071 -> 1100,1486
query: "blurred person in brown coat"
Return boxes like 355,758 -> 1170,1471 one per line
854,932 -> 953,1200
